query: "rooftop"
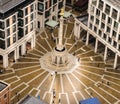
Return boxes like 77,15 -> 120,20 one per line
0,82 -> 7,91
0,0 -> 25,13
19,95 -> 45,104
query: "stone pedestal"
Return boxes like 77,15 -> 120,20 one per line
51,47 -> 68,66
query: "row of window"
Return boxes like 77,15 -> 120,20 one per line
90,8 -> 119,30
5,4 -> 34,28
38,1 -> 63,12
91,15 -> 119,30
90,21 -> 119,38
92,0 -> 120,20
0,12 -> 34,39
89,23 -> 120,48
0,22 -> 34,49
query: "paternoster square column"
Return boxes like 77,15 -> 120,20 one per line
51,8 -> 68,66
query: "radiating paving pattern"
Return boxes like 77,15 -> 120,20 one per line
0,17 -> 120,104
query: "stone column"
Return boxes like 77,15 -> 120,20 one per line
21,42 -> 26,55
86,32 -> 89,45
3,54 -> 8,68
33,33 -> 36,48
95,38 -> 98,53
74,20 -> 80,39
16,46 -> 20,59
113,53 -> 118,69
104,46 -> 107,61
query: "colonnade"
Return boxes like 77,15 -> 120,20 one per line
74,20 -> 119,69
2,33 -> 36,69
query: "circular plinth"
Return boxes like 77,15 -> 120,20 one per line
51,47 -> 68,66
40,52 -> 79,74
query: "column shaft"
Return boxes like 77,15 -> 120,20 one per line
3,54 -> 8,68
104,46 -> 107,61
95,38 -> 98,53
86,32 -> 89,45
113,53 -> 118,69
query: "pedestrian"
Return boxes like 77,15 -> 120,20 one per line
55,71 -> 57,75
107,81 -> 110,85
53,89 -> 56,98
53,100 -> 54,104
59,99 -> 61,103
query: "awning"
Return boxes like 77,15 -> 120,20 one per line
63,11 -> 72,18
45,20 -> 59,28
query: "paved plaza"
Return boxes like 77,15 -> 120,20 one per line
0,10 -> 120,104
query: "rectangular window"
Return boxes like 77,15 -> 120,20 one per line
96,18 -> 99,25
114,21 -> 118,29
25,17 -> 28,24
53,0 -> 57,4
96,9 -> 100,16
45,10 -> 50,18
30,4 -> 34,12
58,2 -> 63,9
90,15 -> 94,21
94,26 -> 97,33
25,26 -> 28,34
18,19 -> 24,27
102,13 -> 106,20
0,21 -> 5,29
13,34 -> 16,43
7,38 -> 10,47
112,9 -> 117,19
113,31 -> 116,37
98,30 -> 102,36
0,30 -> 5,39
12,25 -> 16,33
30,23 -> 33,31
0,39 -> 5,49
101,22 -> 105,29
108,37 -> 111,43
106,27 -> 110,33
103,33 -> 106,40
6,19 -> 10,27
12,15 -> 16,23
105,4 -> 110,15
118,35 -> 120,40
7,28 -> 10,36
30,14 -> 34,21
18,10 -> 23,18
113,41 -> 117,48
108,17 -> 112,24
25,8 -> 28,16
38,3 -> 44,12
18,28 -> 24,39
98,0 -> 103,10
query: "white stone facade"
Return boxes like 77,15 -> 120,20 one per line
0,0 -> 66,68
74,0 -> 120,69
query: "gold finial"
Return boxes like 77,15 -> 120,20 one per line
60,8 -> 64,16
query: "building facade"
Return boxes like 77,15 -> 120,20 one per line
0,0 -> 65,69
0,81 -> 11,104
74,0 -> 120,69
